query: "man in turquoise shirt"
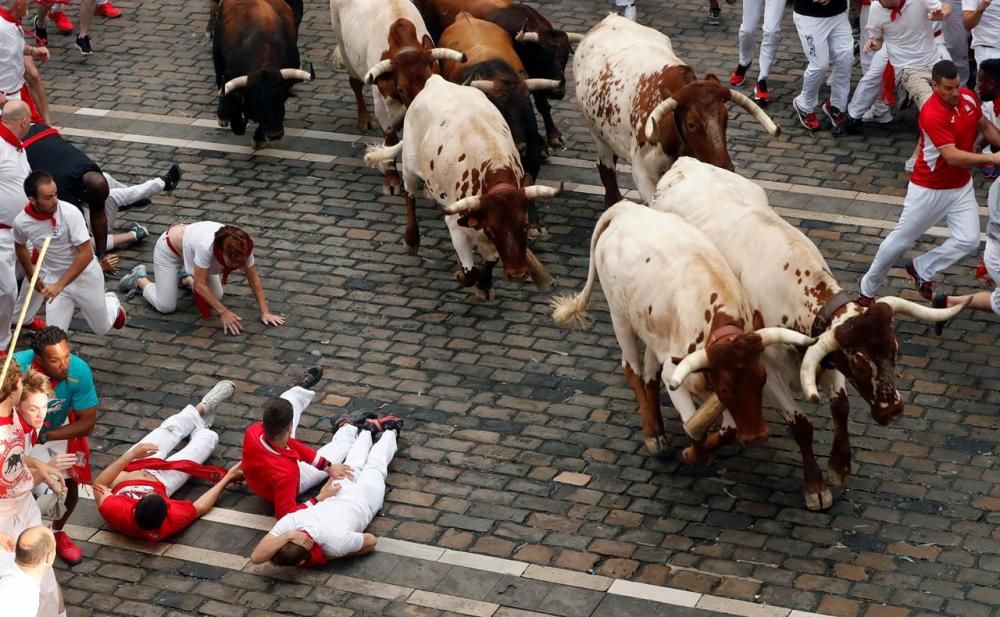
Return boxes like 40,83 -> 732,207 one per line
14,326 -> 98,566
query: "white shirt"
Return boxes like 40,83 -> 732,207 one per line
12,200 -> 93,276
269,496 -> 366,559
0,140 -> 30,227
963,0 -> 1000,50
182,221 -> 254,274
0,565 -> 41,617
867,0 -> 943,69
0,17 -> 25,95
988,173 -> 1000,244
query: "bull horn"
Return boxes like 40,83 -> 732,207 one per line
728,89 -> 781,137
523,182 -> 562,200
364,59 -> 393,85
515,27 -> 540,43
525,78 -> 563,92
756,327 -> 815,348
441,195 -> 483,215
668,349 -> 709,391
431,48 -> 467,63
566,32 -> 585,43
279,68 -> 313,82
643,98 -> 678,143
876,295 -> 973,323
468,80 -> 497,94
799,330 -> 840,403
223,75 -> 249,95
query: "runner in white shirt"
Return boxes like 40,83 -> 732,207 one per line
249,417 -> 402,568
12,170 -> 126,335
839,0 -> 951,134
963,0 -> 1000,62
0,101 -> 31,349
0,0 -> 49,123
119,221 -> 285,335
0,527 -> 57,617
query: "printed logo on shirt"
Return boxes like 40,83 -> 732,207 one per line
118,484 -> 156,500
0,428 -> 28,494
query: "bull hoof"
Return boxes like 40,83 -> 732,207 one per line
827,464 -> 849,490
217,117 -> 229,128
804,485 -> 834,511
682,445 -> 711,466
472,286 -> 496,302
383,177 -> 401,196
403,238 -> 419,255
527,224 -> 550,242
252,139 -> 266,150
357,113 -> 377,132
644,435 -> 670,458
547,133 -> 565,149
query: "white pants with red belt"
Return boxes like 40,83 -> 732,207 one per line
0,493 -> 59,617
126,405 -> 218,496
860,180 -> 980,297
142,231 -> 223,314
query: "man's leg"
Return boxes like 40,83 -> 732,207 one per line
859,3 -> 871,74
900,67 -> 934,109
104,174 -> 167,211
0,231 -> 16,349
127,406 -> 200,462
913,181 -> 981,281
847,57 -> 889,119
299,424 -> 359,493
758,0 -> 783,81
860,183 -> 950,297
827,13 -> 854,112
43,280 -> 76,332
154,425 -> 219,496
352,430 -> 398,520
793,13 -> 833,113
70,261 -> 124,334
139,234 -> 182,313
77,0 -> 96,53
737,0 -> 764,69
942,0 -> 969,84
13,273 -> 47,329
23,57 -> 51,124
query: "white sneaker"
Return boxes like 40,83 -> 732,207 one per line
904,155 -> 916,172
200,380 -> 236,415
623,4 -> 636,20
861,100 -> 893,124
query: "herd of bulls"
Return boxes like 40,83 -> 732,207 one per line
207,0 -> 970,511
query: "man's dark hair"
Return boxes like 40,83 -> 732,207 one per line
272,541 -> 309,566
15,527 -> 54,567
134,494 -> 169,530
31,326 -> 69,357
932,60 -> 959,83
24,170 -> 56,200
981,59 -> 1000,85
263,398 -> 293,441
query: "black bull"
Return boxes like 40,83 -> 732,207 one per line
212,0 -> 312,146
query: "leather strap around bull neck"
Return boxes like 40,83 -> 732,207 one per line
486,182 -> 520,196
706,324 -> 744,348
811,290 -> 853,337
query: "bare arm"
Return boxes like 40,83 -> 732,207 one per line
979,116 -> 1000,149
43,407 -> 96,441
245,265 -> 284,327
250,530 -> 298,564
965,0 -> 992,30
938,143 -> 1000,167
192,463 -> 242,517
45,241 -> 94,301
14,243 -> 34,282
93,442 -> 158,488
345,533 -> 378,558
25,455 -> 66,495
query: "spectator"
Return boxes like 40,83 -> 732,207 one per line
0,527 -> 56,617
0,0 -> 50,122
730,0 -> 786,104
0,100 -> 31,353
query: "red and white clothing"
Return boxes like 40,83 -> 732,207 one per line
98,405 -> 220,542
0,8 -> 42,123
983,180 -> 1000,315
962,0 -> 1000,62
860,90 -> 983,297
267,429 -> 397,567
142,221 -> 254,316
12,200 -> 123,335
0,124 -> 29,348
737,0 -> 785,81
792,0 -> 854,112
243,387 -> 353,520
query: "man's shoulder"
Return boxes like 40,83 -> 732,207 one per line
12,349 -> 34,369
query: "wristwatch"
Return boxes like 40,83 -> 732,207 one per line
37,432 -> 48,445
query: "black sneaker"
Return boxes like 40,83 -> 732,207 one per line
375,416 -> 404,436
332,411 -> 377,431
707,7 -> 721,25
290,365 -> 323,390
822,100 -> 846,135
75,35 -> 94,55
161,163 -> 182,192
832,114 -> 861,138
905,261 -> 933,300
33,17 -> 48,46
932,293 -> 949,335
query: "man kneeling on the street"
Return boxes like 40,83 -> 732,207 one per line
92,380 -> 243,542
249,415 -> 402,567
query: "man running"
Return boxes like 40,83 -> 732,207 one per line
791,0 -> 855,134
730,0 -> 786,104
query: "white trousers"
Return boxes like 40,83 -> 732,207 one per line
0,229 -> 16,348
983,239 -> 1000,315
738,0 -> 784,79
269,385 -> 337,494
860,180 -> 980,296
332,429 -> 397,526
942,0 -> 970,84
126,405 -> 218,496
793,11 -> 854,111
83,174 -> 163,250
0,494 -> 58,617
36,259 -> 121,335
142,232 -> 223,314
974,45 -> 1000,64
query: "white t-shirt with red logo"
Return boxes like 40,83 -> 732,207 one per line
0,415 -> 33,504
12,201 -> 93,277
911,89 -> 982,189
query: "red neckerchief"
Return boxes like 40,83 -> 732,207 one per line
0,6 -> 18,24
24,202 -> 56,223
890,0 -> 906,21
0,124 -> 23,151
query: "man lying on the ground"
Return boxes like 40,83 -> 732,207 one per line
92,380 -> 243,542
250,415 -> 402,567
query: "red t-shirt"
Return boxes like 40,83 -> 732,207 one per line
98,479 -> 198,542
912,88 -> 982,189
241,422 -> 320,520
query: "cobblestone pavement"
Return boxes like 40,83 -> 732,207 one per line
16,0 -> 1000,615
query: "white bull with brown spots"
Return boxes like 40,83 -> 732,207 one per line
364,74 -> 558,299
652,157 -> 970,510
551,200 -> 814,466
573,14 -> 779,207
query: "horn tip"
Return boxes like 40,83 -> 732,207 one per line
667,380 -> 681,391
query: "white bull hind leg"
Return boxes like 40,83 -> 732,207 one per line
763,370 -> 833,511
610,317 -> 667,456
822,369 -> 852,489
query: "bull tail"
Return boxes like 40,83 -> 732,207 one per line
551,205 -> 617,329
364,141 -> 404,173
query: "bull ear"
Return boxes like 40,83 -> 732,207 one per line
704,73 -> 721,84
422,34 -> 433,50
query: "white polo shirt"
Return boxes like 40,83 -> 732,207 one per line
963,0 -> 1000,51
867,0 -> 943,69
182,221 -> 254,274
0,565 -> 40,617
12,201 -> 92,276
0,15 -> 25,96
0,139 -> 30,227
268,496 -> 366,559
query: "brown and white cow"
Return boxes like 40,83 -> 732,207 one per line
552,200 -> 813,464
414,0 -> 583,148
330,0 -> 465,194
575,14 -> 779,207
364,75 -> 559,299
652,158 -> 970,509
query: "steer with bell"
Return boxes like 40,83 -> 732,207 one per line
214,0 -> 313,148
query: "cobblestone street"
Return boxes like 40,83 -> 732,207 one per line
16,0 -> 1000,616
